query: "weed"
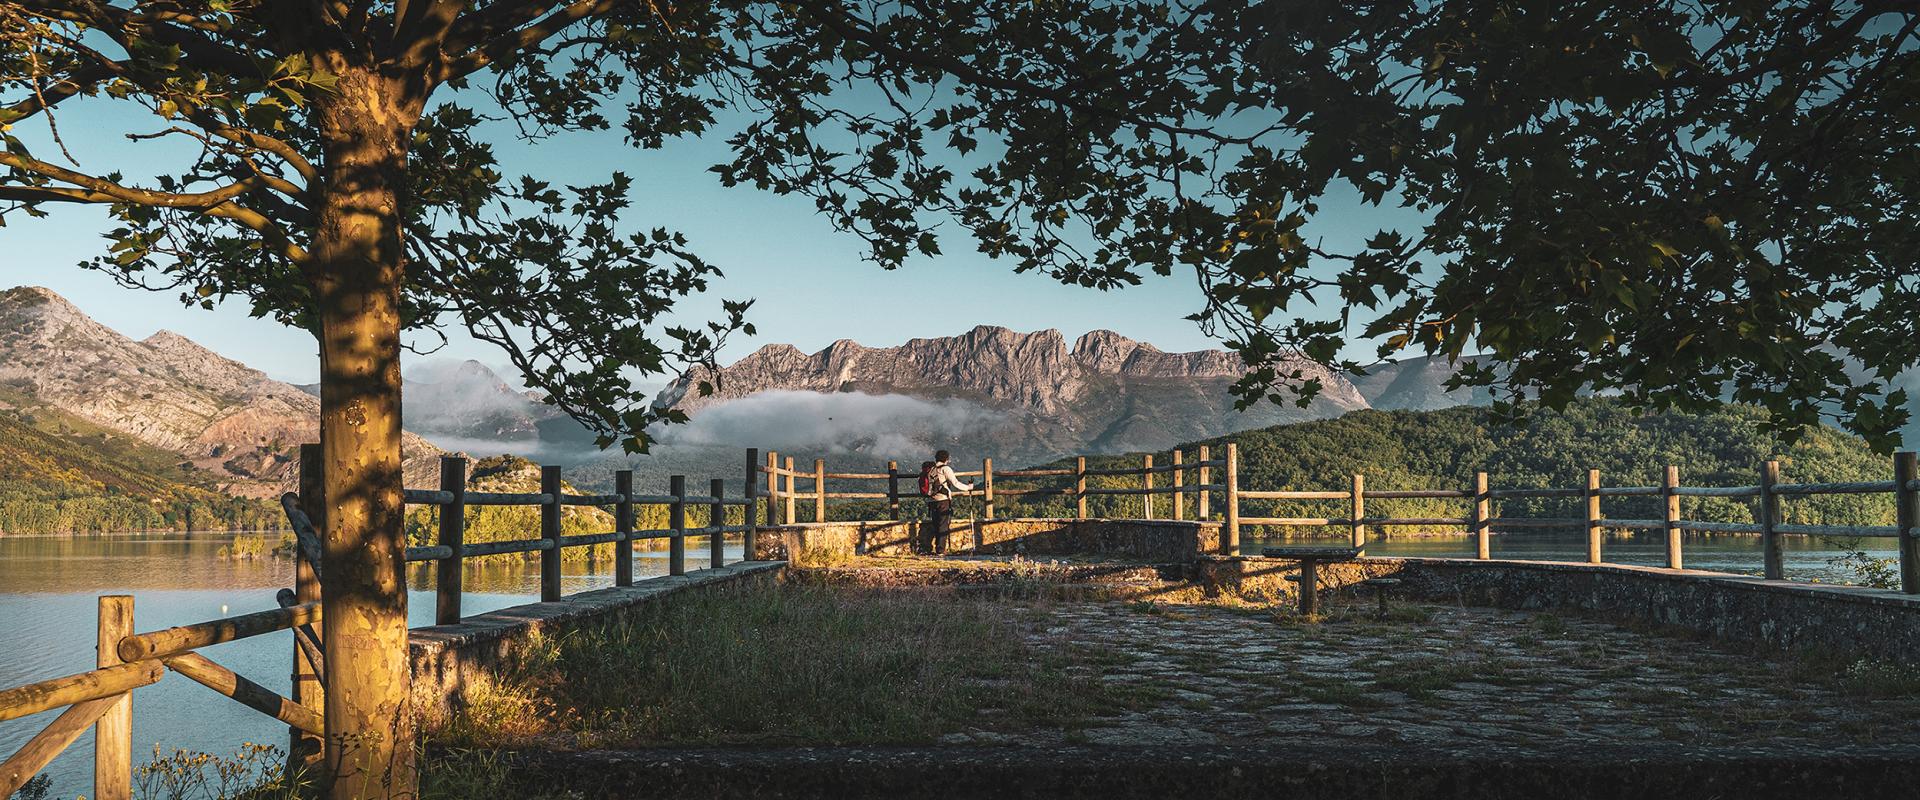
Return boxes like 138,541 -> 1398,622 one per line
10,774 -> 49,800
1367,656 -> 1475,700
1834,659 -> 1920,698
132,743 -> 306,800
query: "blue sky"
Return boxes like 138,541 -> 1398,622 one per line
0,90 -> 1392,386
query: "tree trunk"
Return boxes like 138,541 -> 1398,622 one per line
309,66 -> 421,800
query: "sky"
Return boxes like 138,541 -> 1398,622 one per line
0,81 -> 1395,387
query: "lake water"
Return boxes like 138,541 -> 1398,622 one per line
0,529 -> 1889,797
0,533 -> 742,798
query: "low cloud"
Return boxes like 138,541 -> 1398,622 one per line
651,389 -> 1000,459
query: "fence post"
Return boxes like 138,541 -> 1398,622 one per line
1472,471 -> 1490,560
615,469 -> 635,586
1173,451 -> 1185,521
1350,473 -> 1365,549
1224,442 -> 1240,556
1663,465 -> 1682,571
1898,452 -> 1918,593
1760,459 -> 1783,580
1075,456 -> 1089,518
813,459 -> 827,522
1142,454 -> 1155,520
1584,468 -> 1602,564
1199,445 -> 1212,520
784,457 -> 797,525
669,475 -> 688,576
765,450 -> 780,525
710,478 -> 727,569
290,444 -> 324,774
94,595 -> 132,800
887,460 -> 901,520
437,456 -> 467,623
744,449 -> 760,561
541,465 -> 563,602
983,457 -> 995,520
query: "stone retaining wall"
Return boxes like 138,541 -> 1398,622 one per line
752,518 -> 1220,562
408,561 -> 784,727
1197,555 -> 1920,662
489,742 -> 1920,799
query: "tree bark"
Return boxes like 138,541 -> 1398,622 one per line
309,65 -> 422,800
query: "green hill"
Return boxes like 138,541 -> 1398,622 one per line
0,390 -> 284,534
981,399 -> 1896,529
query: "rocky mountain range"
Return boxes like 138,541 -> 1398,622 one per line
0,285 -> 1536,498
0,286 -> 443,495
646,326 -> 1375,464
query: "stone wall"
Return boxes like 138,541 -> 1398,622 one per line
751,518 -> 1221,562
408,561 -> 783,728
1197,556 -> 1920,662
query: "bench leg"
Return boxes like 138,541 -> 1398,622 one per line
1298,560 -> 1319,616
1374,584 -> 1389,618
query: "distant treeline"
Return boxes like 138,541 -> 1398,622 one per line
0,404 -> 289,535
817,399 -> 1897,529
0,488 -> 285,535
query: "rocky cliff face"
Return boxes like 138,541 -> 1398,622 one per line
0,286 -> 443,494
650,325 -> 1370,462
661,325 -> 1365,415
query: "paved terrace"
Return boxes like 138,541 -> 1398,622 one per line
457,555 -> 1920,799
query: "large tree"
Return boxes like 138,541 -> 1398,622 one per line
4,0 -> 1915,794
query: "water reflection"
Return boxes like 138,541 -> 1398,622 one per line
0,532 -> 742,798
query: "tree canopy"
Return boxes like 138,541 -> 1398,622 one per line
3,1 -> 1914,453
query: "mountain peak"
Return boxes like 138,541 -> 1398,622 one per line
0,285 -> 77,310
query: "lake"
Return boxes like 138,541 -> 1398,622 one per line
0,532 -> 741,798
0,529 -> 1887,797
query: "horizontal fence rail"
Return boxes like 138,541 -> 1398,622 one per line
755,446 -> 1228,526
321,447 -> 768,626
0,594 -> 322,800
1223,450 -> 1920,595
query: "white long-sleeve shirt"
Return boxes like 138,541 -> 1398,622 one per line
931,462 -> 973,500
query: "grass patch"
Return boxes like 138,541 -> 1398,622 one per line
432,584 -> 1138,749
1366,656 -> 1477,700
1832,659 -> 1920,698
1299,680 -> 1391,710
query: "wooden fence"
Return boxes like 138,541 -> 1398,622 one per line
303,445 -> 765,626
1228,450 -> 1920,592
0,594 -> 323,799
757,444 -> 1920,593
0,445 -> 765,798
755,445 -> 1228,528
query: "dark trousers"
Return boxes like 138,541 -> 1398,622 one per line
924,499 -> 952,555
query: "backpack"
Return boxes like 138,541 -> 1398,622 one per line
918,463 -> 938,497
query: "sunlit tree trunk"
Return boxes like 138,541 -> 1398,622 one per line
310,65 -> 420,800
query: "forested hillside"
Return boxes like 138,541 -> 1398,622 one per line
0,393 -> 284,534
973,400 -> 1896,529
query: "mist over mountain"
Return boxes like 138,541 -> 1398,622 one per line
646,325 -> 1372,467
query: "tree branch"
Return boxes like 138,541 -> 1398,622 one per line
0,150 -> 276,208
438,0 -> 614,80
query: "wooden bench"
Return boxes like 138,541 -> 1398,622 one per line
1260,546 -> 1363,615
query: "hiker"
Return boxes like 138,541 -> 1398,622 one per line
919,450 -> 973,555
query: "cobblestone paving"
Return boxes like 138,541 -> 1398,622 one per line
939,599 -> 1920,750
